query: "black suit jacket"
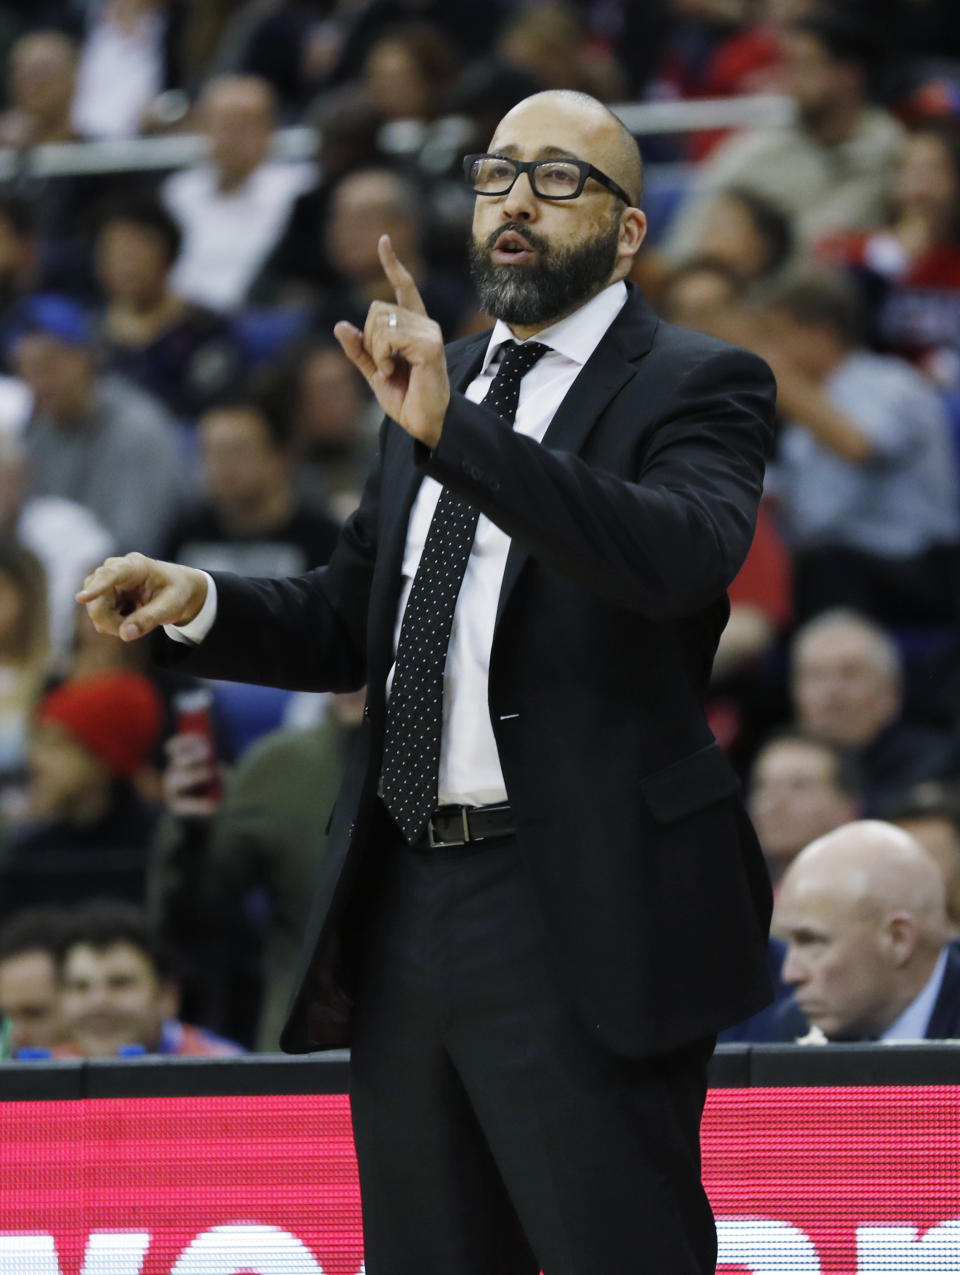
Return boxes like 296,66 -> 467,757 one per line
156,287 -> 778,1057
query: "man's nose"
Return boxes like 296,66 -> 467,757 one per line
502,171 -> 538,222
781,946 -> 805,987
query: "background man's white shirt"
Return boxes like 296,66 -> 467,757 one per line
163,161 -> 315,311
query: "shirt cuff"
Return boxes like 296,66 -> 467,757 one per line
163,573 -> 217,645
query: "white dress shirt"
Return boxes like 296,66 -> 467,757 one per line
72,8 -> 165,140
163,161 -> 315,312
169,280 -> 628,805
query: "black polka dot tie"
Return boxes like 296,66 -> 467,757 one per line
381,339 -> 549,842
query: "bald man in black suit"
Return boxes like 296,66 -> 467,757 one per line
80,90 -> 776,1275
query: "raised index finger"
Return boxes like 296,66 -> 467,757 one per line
379,234 -> 427,316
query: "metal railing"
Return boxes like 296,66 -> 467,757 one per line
0,94 -> 794,183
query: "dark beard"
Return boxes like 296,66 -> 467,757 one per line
468,220 -> 621,326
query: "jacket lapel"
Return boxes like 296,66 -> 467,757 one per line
495,289 -> 659,631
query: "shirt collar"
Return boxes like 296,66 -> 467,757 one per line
881,946 -> 948,1042
480,280 -> 628,374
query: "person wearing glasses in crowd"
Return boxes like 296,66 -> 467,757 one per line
79,90 -> 776,1275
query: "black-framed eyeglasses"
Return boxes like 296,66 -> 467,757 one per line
463,153 -> 632,205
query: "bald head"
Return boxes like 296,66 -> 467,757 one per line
492,91 -> 644,207
775,821 -> 949,1040
472,90 -> 647,336
786,821 -> 947,935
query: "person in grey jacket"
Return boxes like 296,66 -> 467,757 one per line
16,293 -> 185,555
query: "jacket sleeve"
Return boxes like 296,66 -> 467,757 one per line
420,346 -> 776,620
150,434 -> 382,690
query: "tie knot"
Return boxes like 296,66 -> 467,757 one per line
498,340 -> 549,378
481,340 -> 550,424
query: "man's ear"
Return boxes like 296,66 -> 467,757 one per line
620,206 -> 647,258
885,912 -> 918,968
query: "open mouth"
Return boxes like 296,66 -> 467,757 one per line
491,230 -> 537,265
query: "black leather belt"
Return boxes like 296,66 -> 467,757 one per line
425,803 -> 514,848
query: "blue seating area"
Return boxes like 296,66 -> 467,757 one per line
209,680 -> 296,758
639,165 -> 694,246
233,307 -> 311,366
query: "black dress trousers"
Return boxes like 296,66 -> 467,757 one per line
347,804 -> 718,1275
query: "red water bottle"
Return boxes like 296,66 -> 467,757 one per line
173,687 -> 222,802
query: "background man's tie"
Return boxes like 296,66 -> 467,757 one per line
381,339 -> 549,842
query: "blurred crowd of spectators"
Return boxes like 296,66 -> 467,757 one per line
1,0 -> 960,1055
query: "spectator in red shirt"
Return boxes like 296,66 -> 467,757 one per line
818,120 -> 960,386
2,671 -> 163,913
714,500 -> 793,684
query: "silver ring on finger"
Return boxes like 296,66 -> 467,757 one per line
387,311 -> 398,329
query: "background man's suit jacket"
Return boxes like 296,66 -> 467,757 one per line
157,286 -> 779,1058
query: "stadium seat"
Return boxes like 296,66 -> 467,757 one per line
209,680 -> 295,757
941,389 -> 960,474
640,164 -> 695,245
233,308 -> 310,366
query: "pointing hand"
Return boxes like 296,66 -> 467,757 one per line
76,553 -> 209,642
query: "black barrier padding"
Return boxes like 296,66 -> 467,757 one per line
0,1060 -> 84,1100
747,1041 -> 960,1087
707,1045 -> 751,1088
3,1046 -> 960,1101
83,1052 -> 351,1099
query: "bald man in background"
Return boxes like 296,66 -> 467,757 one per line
789,609 -> 957,812
80,91 -> 776,1274
162,75 -> 314,311
773,821 -> 960,1041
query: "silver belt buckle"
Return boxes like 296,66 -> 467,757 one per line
427,807 -> 471,848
